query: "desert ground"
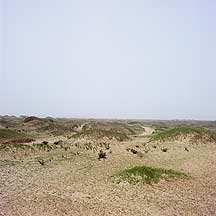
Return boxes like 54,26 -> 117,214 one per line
0,116 -> 216,215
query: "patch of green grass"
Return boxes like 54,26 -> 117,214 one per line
115,166 -> 188,185
0,129 -> 29,139
72,129 -> 129,141
150,126 -> 216,142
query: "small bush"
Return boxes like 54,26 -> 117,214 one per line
161,148 -> 168,152
184,147 -> 189,152
130,149 -> 138,154
38,159 -> 45,166
54,140 -> 63,145
98,150 -> 106,159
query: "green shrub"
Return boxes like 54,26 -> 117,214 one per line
161,148 -> 168,152
130,149 -> 138,154
98,150 -> 106,159
38,159 -> 45,166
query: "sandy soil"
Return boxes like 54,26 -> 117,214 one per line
1,128 -> 216,215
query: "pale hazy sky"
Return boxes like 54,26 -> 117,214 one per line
1,0 -> 216,120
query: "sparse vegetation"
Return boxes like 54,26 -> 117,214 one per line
161,148 -> 168,152
115,166 -> 188,185
150,126 -> 216,142
0,129 -> 30,139
185,147 -> 189,152
130,148 -> 138,154
51,130 -> 65,136
98,150 -> 107,159
54,140 -> 63,145
1,116 -> 216,215
38,159 -> 45,166
126,147 -> 131,152
33,143 -> 53,151
72,129 -> 130,141
0,143 -> 34,151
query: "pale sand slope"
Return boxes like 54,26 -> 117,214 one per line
1,131 -> 216,215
